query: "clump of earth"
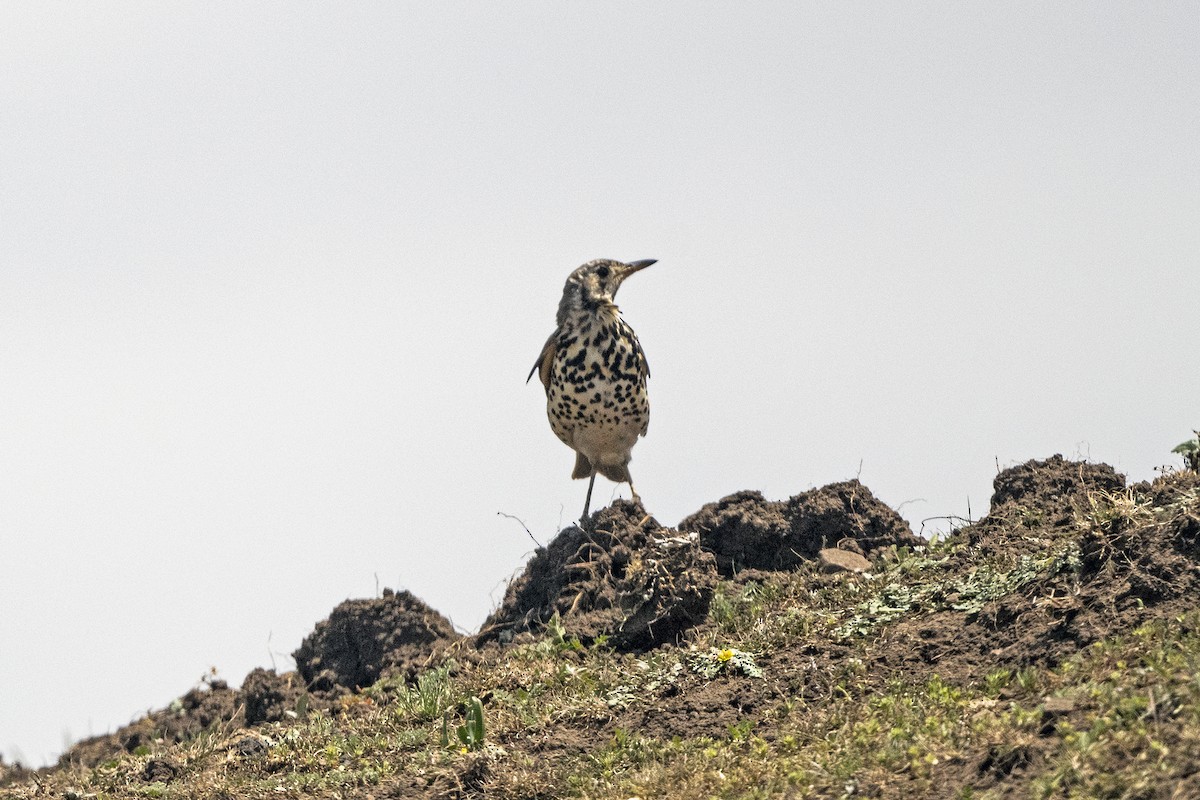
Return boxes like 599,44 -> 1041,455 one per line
478,480 -> 919,651
293,588 -> 460,691
679,478 -> 922,575
56,589 -> 459,769
477,500 -> 719,651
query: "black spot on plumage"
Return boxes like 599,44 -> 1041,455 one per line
602,346 -> 617,368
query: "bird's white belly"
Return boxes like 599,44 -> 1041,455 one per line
566,416 -> 641,466
546,379 -> 645,466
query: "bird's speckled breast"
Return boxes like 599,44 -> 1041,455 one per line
545,310 -> 649,465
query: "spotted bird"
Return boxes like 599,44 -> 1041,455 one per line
529,258 -> 655,524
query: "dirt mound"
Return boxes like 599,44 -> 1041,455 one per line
18,460 -> 1200,799
989,454 -> 1125,511
877,462 -> 1199,685
57,589 -> 457,770
680,461 -> 1200,799
293,588 -> 459,691
0,756 -> 32,789
55,670 -> 343,770
921,467 -> 1200,796
1073,468 -> 1200,619
58,677 -> 241,769
241,668 -> 312,726
478,500 -> 719,651
679,479 -> 920,576
967,454 -> 1126,558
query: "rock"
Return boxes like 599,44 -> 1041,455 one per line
1041,696 -> 1077,715
818,548 -> 871,574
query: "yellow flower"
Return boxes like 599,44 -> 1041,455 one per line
717,648 -> 735,662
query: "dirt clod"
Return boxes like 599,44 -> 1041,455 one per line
58,679 -> 240,770
241,668 -> 306,726
478,500 -> 719,651
293,589 -> 459,691
232,736 -> 268,759
989,454 -> 1125,511
680,480 -> 920,575
141,758 -> 179,783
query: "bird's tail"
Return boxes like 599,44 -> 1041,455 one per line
598,462 -> 631,483
572,452 -> 631,484
571,451 -> 593,480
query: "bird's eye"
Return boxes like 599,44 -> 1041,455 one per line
596,266 -> 610,279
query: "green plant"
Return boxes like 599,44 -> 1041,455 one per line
689,647 -> 763,679
1173,431 -> 1200,471
294,693 -> 310,720
396,664 -> 454,721
455,696 -> 486,752
546,610 -> 584,652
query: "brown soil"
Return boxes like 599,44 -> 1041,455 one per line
874,455 -> 1200,687
57,677 -> 243,770
561,458 -> 1200,798
241,668 -> 311,726
477,500 -> 719,652
679,479 -> 922,575
55,588 -> 459,770
293,588 -> 460,689
919,462 -> 1200,796
471,481 -> 927,744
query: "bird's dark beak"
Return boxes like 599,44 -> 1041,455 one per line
621,259 -> 656,279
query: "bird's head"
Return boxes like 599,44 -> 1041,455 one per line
557,258 -> 655,321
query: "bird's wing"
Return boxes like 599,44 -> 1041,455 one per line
630,326 -> 650,381
527,333 -> 557,392
629,327 -> 650,437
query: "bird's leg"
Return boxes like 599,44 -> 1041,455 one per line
628,474 -> 641,505
581,470 -> 597,525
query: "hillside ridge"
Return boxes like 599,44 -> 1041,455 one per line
4,455 -> 1199,799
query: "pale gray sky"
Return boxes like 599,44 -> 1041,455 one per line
3,2 -> 1198,767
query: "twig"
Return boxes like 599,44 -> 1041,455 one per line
497,511 -> 543,549
895,497 -> 927,513
918,514 -> 975,537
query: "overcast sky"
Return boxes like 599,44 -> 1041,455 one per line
3,2 -> 1198,767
